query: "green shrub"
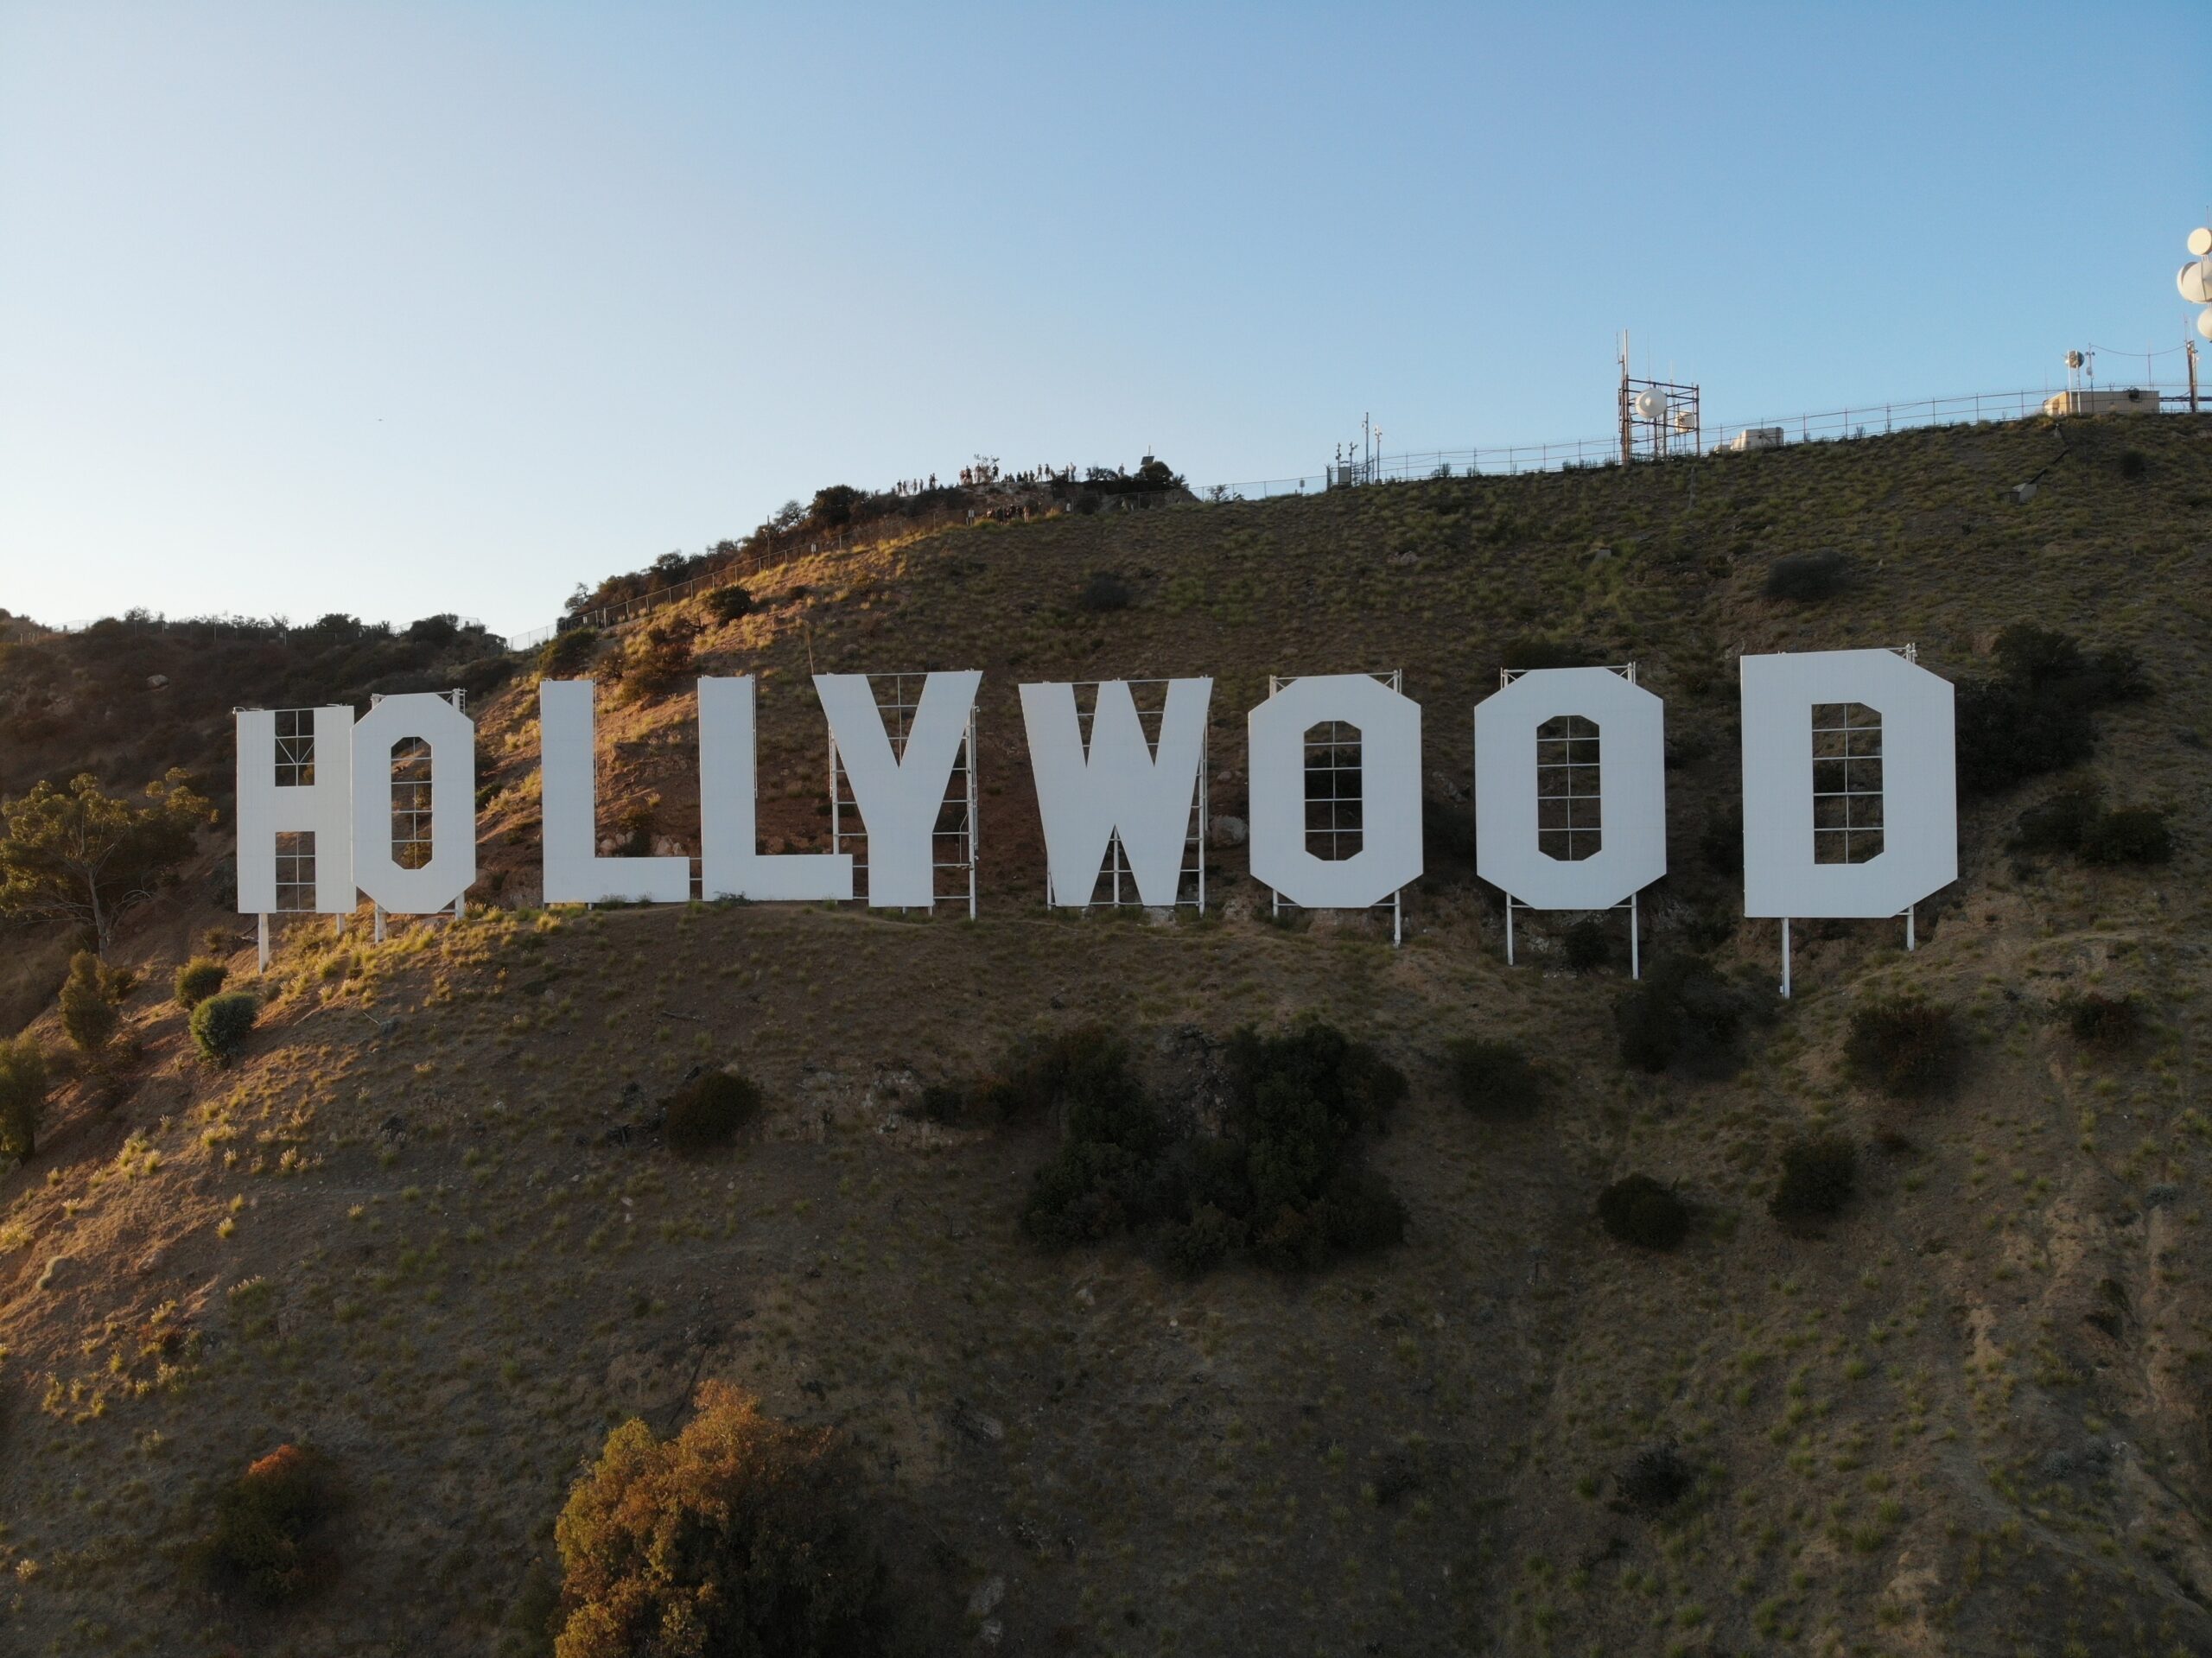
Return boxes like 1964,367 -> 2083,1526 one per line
707,585 -> 754,623
1018,1021 -> 1407,1274
914,1082 -> 965,1124
1561,917 -> 1613,972
1770,1136 -> 1856,1222
1618,1443 -> 1694,1514
1614,956 -> 1762,1077
193,1444 -> 341,1607
2064,993 -> 2140,1051
1597,1174 -> 1689,1250
0,1036 -> 48,1164
2012,787 -> 2171,865
2011,785 -> 2104,854
1959,627 -> 2151,797
1445,1038 -> 1544,1117
59,950 -> 121,1055
174,956 -> 228,1010
553,1382 -> 926,1658
538,625 -> 599,678
978,1026 -> 1130,1121
1074,570 -> 1133,613
1162,1203 -> 1245,1277
618,622 -> 696,702
1842,996 -> 1962,1100
1020,1032 -> 1169,1249
190,992 -> 259,1067
2079,806 -> 2172,866
661,1070 -> 762,1155
1763,550 -> 1858,602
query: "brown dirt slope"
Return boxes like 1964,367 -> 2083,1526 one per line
2,413 -> 2210,1655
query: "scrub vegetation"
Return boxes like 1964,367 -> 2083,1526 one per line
0,414 -> 2209,1655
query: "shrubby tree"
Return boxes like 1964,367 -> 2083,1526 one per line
0,770 -> 208,956
58,949 -> 124,1056
190,992 -> 258,1067
192,1444 -> 342,1608
0,1036 -> 48,1164
552,1382 -> 927,1658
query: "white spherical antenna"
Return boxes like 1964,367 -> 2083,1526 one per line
2198,308 -> 2212,342
2190,226 -> 2212,257
2178,259 -> 2212,305
2064,349 -> 2084,369
1633,387 -> 1667,420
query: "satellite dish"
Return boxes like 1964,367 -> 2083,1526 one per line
2179,259 -> 2212,305
2064,349 -> 2084,369
2198,308 -> 2212,342
1633,387 -> 1667,420
2191,227 -> 2212,257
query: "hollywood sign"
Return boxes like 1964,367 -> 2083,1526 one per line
236,649 -> 1955,988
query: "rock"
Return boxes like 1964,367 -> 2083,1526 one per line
146,673 -> 169,689
950,1400 -> 1004,1445
967,1576 -> 1006,1619
377,1114 -> 409,1143
35,1255 -> 72,1292
979,1620 -> 1003,1645
1208,814 -> 1248,848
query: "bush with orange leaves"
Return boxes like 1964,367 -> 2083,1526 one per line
550,1381 -> 934,1658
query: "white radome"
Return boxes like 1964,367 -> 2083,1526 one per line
2178,259 -> 2212,305
2197,308 -> 2212,342
2190,226 -> 2212,257
1633,387 -> 1667,420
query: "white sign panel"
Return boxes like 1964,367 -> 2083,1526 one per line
697,676 -> 854,902
1019,678 -> 1211,907
1740,648 -> 1956,918
1248,673 -> 1422,910
235,706 -> 356,913
817,670 -> 982,908
350,692 -> 477,914
539,679 -> 691,905
1473,667 -> 1665,910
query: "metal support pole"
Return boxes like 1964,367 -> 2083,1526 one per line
334,913 -> 346,938
1392,891 -> 1402,948
965,708 -> 979,921
257,913 -> 270,973
1630,893 -> 1641,980
1504,895 -> 1516,965
1905,905 -> 1916,951
1196,726 -> 1208,915
1780,918 -> 1792,999
373,905 -> 386,944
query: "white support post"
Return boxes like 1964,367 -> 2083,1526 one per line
1504,894 -> 1516,965
1196,726 -> 1208,915
1780,918 -> 1792,999
1392,889 -> 1402,948
334,913 -> 346,938
257,913 -> 270,973
1630,893 -> 1641,981
964,706 -> 979,921
373,904 -> 386,944
1905,905 -> 1916,950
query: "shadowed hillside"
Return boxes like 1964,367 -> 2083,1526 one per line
3,413 -> 2211,1656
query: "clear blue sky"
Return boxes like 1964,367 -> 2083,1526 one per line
3,3 -> 2205,638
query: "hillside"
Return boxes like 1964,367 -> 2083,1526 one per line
3,413 -> 2212,1656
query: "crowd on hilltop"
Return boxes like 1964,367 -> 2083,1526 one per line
887,463 -> 1078,495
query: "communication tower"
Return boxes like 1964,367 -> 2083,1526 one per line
1617,333 -> 1700,462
